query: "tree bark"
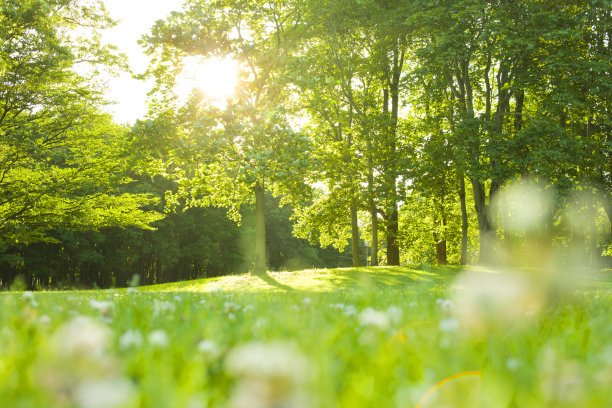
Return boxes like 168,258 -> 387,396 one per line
458,173 -> 469,265
367,139 -> 378,266
253,182 -> 267,276
383,42 -> 403,266
471,178 -> 495,264
370,204 -> 379,266
434,237 -> 447,265
386,205 -> 400,265
350,199 -> 360,267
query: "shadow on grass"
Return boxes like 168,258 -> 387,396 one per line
311,266 -> 463,291
256,273 -> 297,291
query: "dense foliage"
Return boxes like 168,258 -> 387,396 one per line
140,0 -> 611,273
1,0 -> 610,288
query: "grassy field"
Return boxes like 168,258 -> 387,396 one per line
1,266 -> 611,407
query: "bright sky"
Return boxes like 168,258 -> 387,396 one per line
101,0 -> 186,124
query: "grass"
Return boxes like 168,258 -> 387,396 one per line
142,266 -> 461,293
1,265 -> 611,407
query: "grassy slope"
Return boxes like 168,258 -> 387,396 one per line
141,266 -> 464,293
2,265 -> 612,407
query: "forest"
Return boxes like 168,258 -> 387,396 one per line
0,0 -> 610,289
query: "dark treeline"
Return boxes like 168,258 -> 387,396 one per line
0,183 -> 357,290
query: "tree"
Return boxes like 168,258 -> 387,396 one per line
139,0 -> 313,275
0,0 -> 160,246
406,0 -> 611,264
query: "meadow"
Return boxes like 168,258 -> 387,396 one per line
1,266 -> 611,408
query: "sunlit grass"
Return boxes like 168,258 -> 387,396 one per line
143,266 -> 460,293
1,266 -> 611,407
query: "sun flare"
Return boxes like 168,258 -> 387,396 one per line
177,56 -> 240,103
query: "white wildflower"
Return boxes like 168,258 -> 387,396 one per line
359,308 -> 391,330
38,315 -> 51,325
343,305 -> 357,317
90,300 -> 114,316
174,296 -> 182,302
387,306 -> 403,325
439,318 -> 459,332
290,304 -> 299,312
253,318 -> 268,330
197,339 -> 220,357
228,313 -> 236,321
54,316 -> 111,357
436,299 -> 455,314
225,342 -> 310,383
243,305 -> 255,313
126,287 -> 138,294
224,302 -> 240,314
302,297 -> 312,307
148,330 -> 169,348
153,300 -> 176,315
226,342 -> 312,408
119,330 -> 143,349
22,291 -> 38,307
73,378 -> 137,408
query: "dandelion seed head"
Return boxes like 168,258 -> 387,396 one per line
54,316 -> 111,358
197,339 -> 220,357
148,330 -> 169,348
343,305 -> 357,317
439,318 -> 459,332
387,306 -> 403,325
225,341 -> 310,384
119,330 -> 143,350
73,378 -> 137,408
153,300 -> 176,315
358,308 -> 391,330
90,300 -> 114,316
38,315 -> 51,325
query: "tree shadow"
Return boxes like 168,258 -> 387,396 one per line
256,272 -> 297,291
311,266 -> 462,291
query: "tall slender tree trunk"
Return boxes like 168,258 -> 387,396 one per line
253,182 -> 266,276
604,200 -> 612,237
350,199 -> 360,267
382,42 -> 403,266
370,204 -> 379,266
458,173 -> 469,265
386,205 -> 400,265
367,139 -> 378,266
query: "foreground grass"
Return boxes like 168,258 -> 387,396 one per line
1,266 -> 611,407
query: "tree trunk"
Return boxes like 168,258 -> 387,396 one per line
603,198 -> 612,237
458,172 -> 469,265
435,237 -> 447,265
350,199 -> 360,267
471,178 -> 495,264
253,182 -> 267,276
386,204 -> 400,265
370,205 -> 378,266
367,139 -> 378,266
